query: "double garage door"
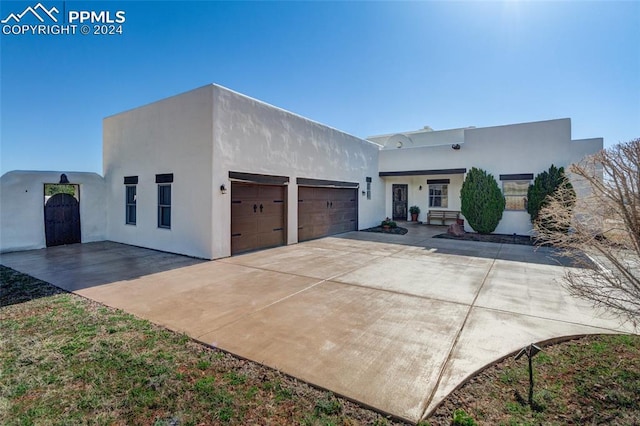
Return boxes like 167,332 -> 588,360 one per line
231,181 -> 357,255
297,186 -> 357,242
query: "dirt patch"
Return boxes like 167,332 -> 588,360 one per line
362,226 -> 409,235
434,232 -> 534,245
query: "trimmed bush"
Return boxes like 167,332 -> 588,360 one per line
527,164 -> 574,222
460,167 -> 505,234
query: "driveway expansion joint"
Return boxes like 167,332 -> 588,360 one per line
419,244 -> 501,421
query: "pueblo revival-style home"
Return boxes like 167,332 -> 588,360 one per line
0,84 -> 602,259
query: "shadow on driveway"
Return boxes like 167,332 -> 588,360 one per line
336,223 -> 578,267
0,241 -> 205,293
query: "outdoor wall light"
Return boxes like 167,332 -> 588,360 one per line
59,173 -> 69,184
419,185 -> 423,191
220,184 -> 227,194
362,190 -> 366,196
452,144 -> 461,150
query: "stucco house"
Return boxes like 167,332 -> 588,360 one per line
369,119 -> 602,235
0,84 -> 603,258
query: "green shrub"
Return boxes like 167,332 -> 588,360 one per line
527,165 -> 574,222
381,217 -> 397,228
460,167 -> 505,234
452,409 -> 477,426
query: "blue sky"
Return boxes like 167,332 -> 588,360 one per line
1,0 -> 638,175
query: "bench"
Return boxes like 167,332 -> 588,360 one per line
427,210 -> 460,225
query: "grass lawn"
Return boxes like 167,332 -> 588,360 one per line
428,334 -> 640,425
1,265 -> 638,425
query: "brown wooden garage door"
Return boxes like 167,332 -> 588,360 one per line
231,183 -> 285,255
298,187 -> 357,241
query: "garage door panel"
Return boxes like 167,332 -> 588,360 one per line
231,234 -> 258,254
257,214 -> 285,233
258,200 -> 284,216
258,229 -> 285,248
231,183 -> 285,255
232,200 -> 259,217
231,215 -> 257,235
232,184 -> 259,200
297,186 -> 357,242
259,185 -> 284,200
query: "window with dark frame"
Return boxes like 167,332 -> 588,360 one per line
503,181 -> 530,210
125,185 -> 136,225
500,174 -> 533,211
158,184 -> 171,228
429,184 -> 448,208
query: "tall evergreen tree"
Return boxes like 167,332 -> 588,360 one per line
460,167 -> 505,234
527,165 -> 574,222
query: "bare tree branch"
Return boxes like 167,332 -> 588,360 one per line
535,139 -> 640,330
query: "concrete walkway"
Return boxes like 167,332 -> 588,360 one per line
0,224 -> 630,423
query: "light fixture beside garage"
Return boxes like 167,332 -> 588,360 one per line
220,184 -> 227,194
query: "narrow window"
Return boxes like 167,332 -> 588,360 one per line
158,184 -> 171,228
503,181 -> 530,210
429,184 -> 448,208
366,177 -> 372,200
126,185 -> 136,225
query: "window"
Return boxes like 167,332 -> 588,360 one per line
158,184 -> 171,228
126,185 -> 136,225
366,177 -> 372,200
503,181 -> 529,210
429,184 -> 448,208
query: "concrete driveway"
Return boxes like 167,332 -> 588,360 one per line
0,224 -> 630,423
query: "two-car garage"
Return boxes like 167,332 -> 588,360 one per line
230,173 -> 358,255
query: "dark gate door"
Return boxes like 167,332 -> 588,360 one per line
44,193 -> 81,247
392,184 -> 408,220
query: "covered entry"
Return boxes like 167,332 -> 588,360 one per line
230,172 -> 288,255
297,178 -> 358,242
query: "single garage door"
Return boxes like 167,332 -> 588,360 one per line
231,183 -> 285,255
298,186 -> 357,241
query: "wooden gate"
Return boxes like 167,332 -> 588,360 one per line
44,193 -> 81,247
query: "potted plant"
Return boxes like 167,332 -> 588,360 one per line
409,206 -> 420,222
381,217 -> 397,231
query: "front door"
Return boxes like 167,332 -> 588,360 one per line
392,184 -> 408,220
44,193 -> 81,247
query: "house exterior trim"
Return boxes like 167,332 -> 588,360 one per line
229,171 -> 289,185
500,173 -> 534,181
296,178 -> 359,188
379,168 -> 467,177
